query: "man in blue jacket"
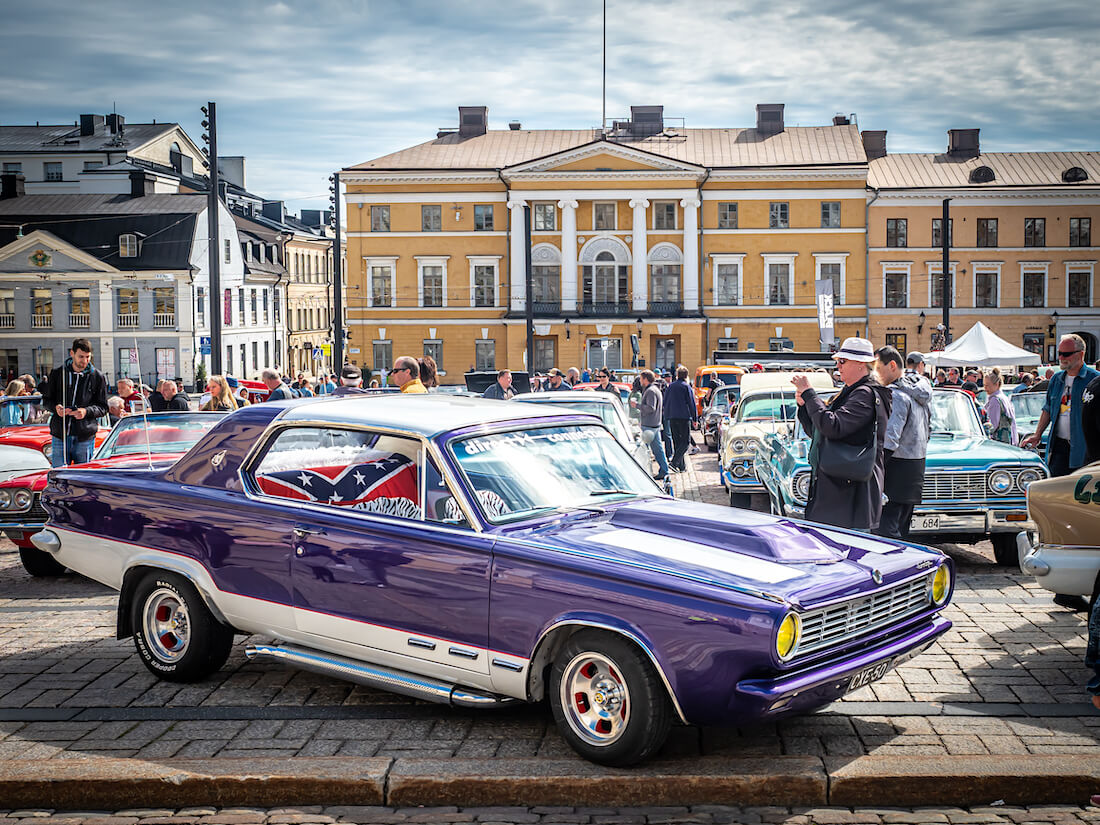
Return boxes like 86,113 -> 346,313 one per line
664,365 -> 697,472
1021,334 -> 1100,476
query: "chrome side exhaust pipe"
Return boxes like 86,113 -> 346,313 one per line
245,643 -> 517,709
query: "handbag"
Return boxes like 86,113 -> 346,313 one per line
816,389 -> 879,482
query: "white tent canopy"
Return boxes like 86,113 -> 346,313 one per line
923,321 -> 1042,368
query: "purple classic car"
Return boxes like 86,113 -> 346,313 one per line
33,395 -> 953,765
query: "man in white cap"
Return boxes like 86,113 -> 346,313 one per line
332,364 -> 368,397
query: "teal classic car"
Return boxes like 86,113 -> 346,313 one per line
754,387 -> 1047,564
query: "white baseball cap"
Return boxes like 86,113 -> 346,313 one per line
833,337 -> 877,363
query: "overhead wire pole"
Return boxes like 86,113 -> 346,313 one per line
941,197 -> 952,345
201,102 -> 223,375
524,206 -> 534,378
602,0 -> 607,131
330,172 -> 344,370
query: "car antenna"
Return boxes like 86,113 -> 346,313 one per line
134,338 -> 153,469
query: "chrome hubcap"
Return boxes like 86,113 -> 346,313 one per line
560,651 -> 630,746
142,588 -> 190,662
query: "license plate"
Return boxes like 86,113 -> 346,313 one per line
847,658 -> 894,693
910,514 -> 941,531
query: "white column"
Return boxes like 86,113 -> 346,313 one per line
558,199 -> 579,313
681,198 -> 701,312
508,199 -> 527,311
630,198 -> 649,312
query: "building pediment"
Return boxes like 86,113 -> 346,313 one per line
0,229 -> 118,274
503,140 -> 704,176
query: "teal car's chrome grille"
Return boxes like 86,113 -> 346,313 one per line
923,471 -> 987,501
796,575 -> 930,656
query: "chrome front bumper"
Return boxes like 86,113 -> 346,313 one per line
1020,539 -> 1099,597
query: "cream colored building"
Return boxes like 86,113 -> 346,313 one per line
342,105 -> 871,381
285,227 -> 335,377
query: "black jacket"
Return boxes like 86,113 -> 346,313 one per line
40,359 -> 109,440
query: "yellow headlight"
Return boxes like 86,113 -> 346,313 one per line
931,565 -> 950,605
776,612 -> 801,660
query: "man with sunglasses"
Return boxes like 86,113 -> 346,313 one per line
1021,334 -> 1098,476
389,356 -> 428,394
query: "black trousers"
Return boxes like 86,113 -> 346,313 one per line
875,501 -> 915,540
670,418 -> 691,471
1048,436 -> 1074,477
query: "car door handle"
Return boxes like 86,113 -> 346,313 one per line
293,526 -> 326,539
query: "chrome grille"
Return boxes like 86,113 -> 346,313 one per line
796,575 -> 931,656
0,494 -> 46,525
922,471 -> 987,501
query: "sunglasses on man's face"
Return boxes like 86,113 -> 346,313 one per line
1058,349 -> 1080,357
835,358 -> 850,366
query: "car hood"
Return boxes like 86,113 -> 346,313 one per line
0,452 -> 185,491
507,497 -> 941,608
927,434 -> 1041,464
0,428 -> 50,450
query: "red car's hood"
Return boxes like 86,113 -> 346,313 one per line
0,426 -> 52,450
0,451 -> 185,491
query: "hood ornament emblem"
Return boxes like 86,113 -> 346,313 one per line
211,449 -> 226,469
871,568 -> 883,585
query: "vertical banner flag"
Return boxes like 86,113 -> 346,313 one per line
815,279 -> 835,351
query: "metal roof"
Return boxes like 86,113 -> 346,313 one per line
348,126 -> 867,171
0,123 -> 181,153
868,152 -> 1100,189
0,193 -> 206,216
277,393 -> 590,437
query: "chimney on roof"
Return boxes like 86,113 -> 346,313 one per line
508,121 -> 522,130
79,114 -> 104,136
629,105 -> 664,137
1,173 -> 26,200
862,130 -> 887,160
756,103 -> 784,135
947,128 -> 980,159
128,169 -> 153,198
458,106 -> 488,138
262,200 -> 286,223
107,113 -> 125,134
832,114 -> 850,126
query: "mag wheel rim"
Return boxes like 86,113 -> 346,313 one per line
560,651 -> 630,746
143,587 -> 190,662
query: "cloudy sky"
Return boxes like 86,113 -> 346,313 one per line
3,0 -> 1097,213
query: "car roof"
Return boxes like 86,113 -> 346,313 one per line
274,392 -> 582,437
512,391 -> 615,405
740,372 -> 834,394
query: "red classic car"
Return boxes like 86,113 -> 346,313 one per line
0,396 -> 110,482
1,411 -> 225,575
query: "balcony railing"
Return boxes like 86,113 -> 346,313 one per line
153,312 -> 176,328
647,301 -> 683,317
31,314 -> 52,329
117,313 -> 139,328
0,314 -> 14,329
532,300 -> 562,315
69,313 -> 90,328
580,301 -> 632,316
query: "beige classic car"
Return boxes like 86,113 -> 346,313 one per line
1019,460 -> 1100,609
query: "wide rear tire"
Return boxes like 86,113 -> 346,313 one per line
991,533 -> 1020,567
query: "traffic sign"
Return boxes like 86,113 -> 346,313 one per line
200,336 -> 211,355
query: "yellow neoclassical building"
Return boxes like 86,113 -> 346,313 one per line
341,105 -> 872,380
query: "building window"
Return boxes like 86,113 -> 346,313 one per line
769,337 -> 794,351
1022,269 -> 1046,307
475,340 -> 495,371
372,340 -> 392,374
582,251 -> 627,306
975,270 -> 998,308
117,348 -> 137,379
43,162 -> 62,182
977,218 -> 998,248
1069,269 -> 1091,307
653,202 -> 676,231
371,206 -> 390,232
931,218 -> 952,248
251,341 -> 259,372
224,288 -> 232,326
370,265 -> 393,307
474,205 -> 493,231
153,287 -> 175,327
929,266 -> 955,308
715,263 -> 739,305
767,263 -> 790,305
769,202 -> 789,229
83,161 -> 102,171
423,340 -> 443,371
222,238 -> 230,264
273,289 -> 281,324
820,202 -> 841,228
421,265 -> 444,307
884,269 -> 908,308
264,341 -> 270,368
1022,333 -> 1044,356
250,289 -> 258,325
533,338 -> 556,373
33,347 -> 52,378
655,339 -> 676,372
2,162 -> 21,173
421,205 -> 442,232
263,289 -> 270,324
717,202 -> 738,229
886,218 -> 907,248
716,337 -> 738,352
533,203 -> 556,231
1024,218 -> 1045,247
236,288 -> 245,324
532,265 -> 560,304
197,287 -> 205,327
593,202 -> 616,230
119,234 -> 138,258
69,288 -> 90,328
473,264 -> 496,307
1070,217 -> 1091,247
885,333 -> 907,354
117,288 -> 138,327
29,288 -> 51,328
819,262 -> 842,301
649,264 -> 681,304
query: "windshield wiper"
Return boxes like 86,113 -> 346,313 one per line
930,430 -> 958,438
587,488 -> 637,497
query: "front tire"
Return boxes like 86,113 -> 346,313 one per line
19,547 -> 67,577
991,533 -> 1020,567
730,491 -> 752,509
549,630 -> 671,767
131,572 -> 234,682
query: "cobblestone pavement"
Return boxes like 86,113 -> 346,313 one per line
0,805 -> 1098,825
0,435 -> 1095,766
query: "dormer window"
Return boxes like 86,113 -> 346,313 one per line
969,166 -> 995,184
1063,166 -> 1088,183
119,234 -> 139,258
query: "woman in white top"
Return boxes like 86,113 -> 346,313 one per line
983,368 -> 1018,445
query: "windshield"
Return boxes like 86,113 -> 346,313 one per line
1012,392 -> 1045,420
930,391 -> 984,437
0,396 -> 50,428
737,392 -> 800,423
520,398 -> 629,444
96,413 -> 225,458
450,424 -> 659,523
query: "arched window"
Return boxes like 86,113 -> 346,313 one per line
648,243 -> 682,313
531,243 -> 562,311
579,237 -> 630,311
1063,166 -> 1088,183
969,166 -> 995,184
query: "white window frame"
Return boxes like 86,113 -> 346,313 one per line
1065,261 -> 1095,308
652,201 -> 677,231
925,261 -> 958,308
762,253 -> 797,306
365,256 -> 397,308
532,202 -> 557,232
467,255 -> 502,308
970,262 -> 1002,308
415,255 -> 449,308
716,202 -> 738,229
813,252 -> 848,305
880,262 -> 911,309
592,201 -> 617,231
1019,262 -> 1049,309
119,233 -> 138,258
710,253 -> 745,307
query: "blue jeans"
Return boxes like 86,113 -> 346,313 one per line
642,427 -> 669,478
1087,595 -> 1100,698
50,435 -> 95,467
